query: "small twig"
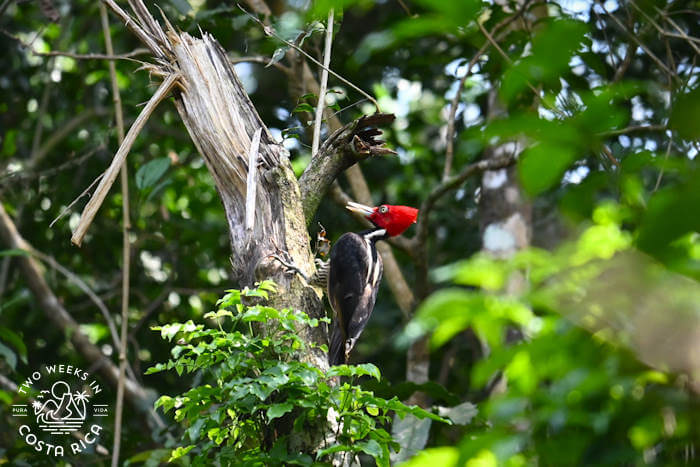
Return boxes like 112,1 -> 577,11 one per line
228,54 -> 289,72
50,173 -> 104,228
0,27 -> 148,61
245,127 -> 263,231
28,248 -> 135,381
34,48 -> 149,61
413,154 -> 518,250
602,124 -> 667,136
30,68 -> 53,160
71,72 -> 179,246
241,5 -> 380,112
312,9 -> 334,158
1,145 -> 103,185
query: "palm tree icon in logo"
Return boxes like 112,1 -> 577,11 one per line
35,380 -> 88,434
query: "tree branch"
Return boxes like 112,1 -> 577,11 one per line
412,153 -> 518,254
71,72 -> 179,246
299,113 -> 396,224
311,9 -> 334,158
100,3 -> 132,465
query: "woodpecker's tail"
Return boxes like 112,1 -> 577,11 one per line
328,325 -> 346,366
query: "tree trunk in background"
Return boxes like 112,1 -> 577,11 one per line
479,91 -> 531,259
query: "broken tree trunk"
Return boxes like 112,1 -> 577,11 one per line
76,1 -> 395,373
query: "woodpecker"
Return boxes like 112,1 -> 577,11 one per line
328,202 -> 419,366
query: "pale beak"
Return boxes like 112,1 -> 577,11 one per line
345,201 -> 375,217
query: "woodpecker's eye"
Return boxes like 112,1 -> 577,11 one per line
379,206 -> 388,214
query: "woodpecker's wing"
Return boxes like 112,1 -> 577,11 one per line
327,232 -> 384,363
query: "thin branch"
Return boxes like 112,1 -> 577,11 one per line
413,153 -> 518,250
241,5 -> 380,111
71,72 -> 179,246
33,48 -> 149,61
444,1 -> 532,181
654,137 -> 673,191
312,9 -> 334,158
631,2 -> 700,55
50,173 -> 104,228
1,145 -> 103,185
100,3 -> 131,465
28,248 -> 125,369
0,27 -> 148,61
477,21 -> 544,103
299,113 -> 395,224
228,54 -> 289,72
602,124 -> 667,136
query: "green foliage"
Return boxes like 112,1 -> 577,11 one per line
148,282 -> 447,465
408,207 -> 700,465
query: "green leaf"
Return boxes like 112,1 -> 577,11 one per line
135,157 -> 171,190
357,439 -> 383,458
267,402 -> 294,420
518,142 -> 578,196
292,102 -> 315,114
398,447 -> 459,467
168,445 -> 194,462
317,444 -> 353,459
669,86 -> 700,140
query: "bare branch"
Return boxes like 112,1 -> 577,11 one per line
241,5 -> 380,111
100,3 -> 132,465
228,54 -> 289,72
312,9 -> 334,158
413,154 -> 518,251
71,72 -> 179,246
34,48 -> 148,61
299,113 -> 396,224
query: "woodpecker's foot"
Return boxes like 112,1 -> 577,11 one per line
310,259 -> 330,288
268,253 -> 311,283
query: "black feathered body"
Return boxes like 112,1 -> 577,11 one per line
327,229 -> 386,365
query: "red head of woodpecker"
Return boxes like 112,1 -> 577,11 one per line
346,202 -> 419,237
327,202 -> 419,366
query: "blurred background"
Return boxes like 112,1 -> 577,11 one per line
0,0 -> 698,464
